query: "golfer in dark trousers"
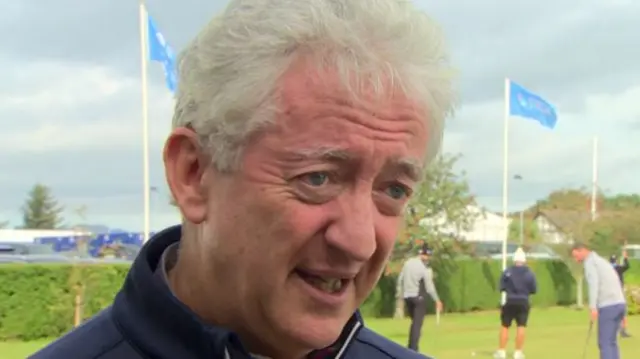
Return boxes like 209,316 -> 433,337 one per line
572,243 -> 627,359
494,248 -> 537,359
610,249 -> 631,338
396,244 -> 442,352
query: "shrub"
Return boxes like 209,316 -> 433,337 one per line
361,259 -> 580,316
0,263 -> 128,341
0,259 -> 637,340
625,285 -> 640,315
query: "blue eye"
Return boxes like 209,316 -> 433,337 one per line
386,184 -> 409,200
303,172 -> 329,186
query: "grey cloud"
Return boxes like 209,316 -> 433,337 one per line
428,0 -> 640,108
0,79 -> 134,133
442,80 -> 640,213
0,60 -> 173,227
0,145 -> 171,225
0,0 -> 227,83
5,0 -> 639,104
451,125 -> 640,212
0,58 -> 173,155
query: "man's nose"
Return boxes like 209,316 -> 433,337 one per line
324,192 -> 376,262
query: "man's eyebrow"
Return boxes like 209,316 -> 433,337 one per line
287,147 -> 423,180
388,157 -> 424,182
288,146 -> 353,161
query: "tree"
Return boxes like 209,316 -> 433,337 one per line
21,184 -> 64,229
533,208 -> 595,308
515,187 -> 640,308
394,153 -> 477,260
0,221 -> 7,229
535,187 -> 600,211
531,188 -> 595,309
507,217 -> 542,245
582,210 -> 640,253
603,193 -> 640,210
391,153 -> 477,317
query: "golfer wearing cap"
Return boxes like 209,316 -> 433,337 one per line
494,248 -> 537,359
610,249 -> 631,338
396,244 -> 443,352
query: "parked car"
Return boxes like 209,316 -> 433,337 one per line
623,244 -> 640,259
472,242 -> 519,257
0,242 -> 72,263
95,257 -> 133,264
0,244 -> 27,263
526,244 -> 562,259
94,243 -> 140,261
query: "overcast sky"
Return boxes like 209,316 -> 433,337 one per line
1,0 -> 639,231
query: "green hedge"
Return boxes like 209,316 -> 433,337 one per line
360,259 -> 579,317
360,259 -> 640,317
0,259 -> 638,341
0,264 -> 129,341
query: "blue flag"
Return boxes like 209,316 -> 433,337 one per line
508,80 -> 557,129
147,14 -> 177,93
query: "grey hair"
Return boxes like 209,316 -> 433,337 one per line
173,0 -> 457,172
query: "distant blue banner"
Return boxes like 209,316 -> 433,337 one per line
147,13 -> 177,93
509,80 -> 557,129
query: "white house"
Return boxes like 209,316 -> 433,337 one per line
533,210 -> 580,244
419,205 -> 511,243
457,206 -> 512,242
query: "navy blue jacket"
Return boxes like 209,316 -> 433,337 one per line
500,265 -> 537,303
31,226 -> 433,359
613,258 -> 630,285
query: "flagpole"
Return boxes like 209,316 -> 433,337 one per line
590,136 -> 598,221
501,78 -> 510,305
501,77 -> 510,271
139,0 -> 151,243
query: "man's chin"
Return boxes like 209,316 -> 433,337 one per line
279,313 -> 349,352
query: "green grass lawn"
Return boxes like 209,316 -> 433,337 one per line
1,308 -> 637,358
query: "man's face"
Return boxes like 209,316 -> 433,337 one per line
166,59 -> 430,356
571,248 -> 588,263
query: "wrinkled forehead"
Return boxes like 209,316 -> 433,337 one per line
263,71 -> 429,175
268,58 -> 430,168
279,56 -> 428,122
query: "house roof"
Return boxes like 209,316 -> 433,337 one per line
534,209 -> 591,234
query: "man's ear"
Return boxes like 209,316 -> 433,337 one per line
163,127 -> 209,224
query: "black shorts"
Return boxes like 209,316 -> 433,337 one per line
500,301 -> 530,328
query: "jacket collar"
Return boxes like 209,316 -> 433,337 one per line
112,225 -> 363,359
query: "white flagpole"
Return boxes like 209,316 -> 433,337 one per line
590,136 -> 598,221
139,0 -> 151,242
500,78 -> 511,306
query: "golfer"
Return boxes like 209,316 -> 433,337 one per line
494,248 -> 537,359
571,243 -> 626,359
610,249 -> 631,338
396,244 -> 443,352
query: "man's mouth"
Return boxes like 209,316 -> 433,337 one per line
295,269 -> 350,294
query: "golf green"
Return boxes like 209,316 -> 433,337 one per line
1,308 -> 637,359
